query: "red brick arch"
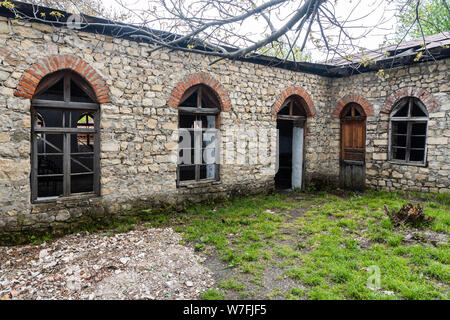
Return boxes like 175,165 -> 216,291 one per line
167,72 -> 231,111
271,87 -> 315,116
14,55 -> 109,103
332,94 -> 373,118
382,87 -> 438,114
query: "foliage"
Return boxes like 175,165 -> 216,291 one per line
395,0 -> 450,40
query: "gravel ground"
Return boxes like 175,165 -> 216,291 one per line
0,228 -> 214,300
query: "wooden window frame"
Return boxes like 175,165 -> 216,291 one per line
31,71 -> 100,203
388,97 -> 428,167
177,85 -> 221,186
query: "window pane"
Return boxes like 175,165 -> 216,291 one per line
178,149 -> 195,165
200,164 -> 216,180
179,114 -> 196,128
202,148 -> 216,164
393,102 -> 408,117
35,78 -> 64,101
343,107 -> 352,117
71,174 -> 94,193
70,80 -> 94,103
410,149 -> 425,162
38,176 -> 63,198
278,105 -> 290,115
36,133 -> 64,154
392,147 -> 406,161
178,130 -> 194,148
202,130 -> 217,148
411,122 -> 427,136
179,165 -> 196,181
198,115 -> 216,129
201,89 -> 220,109
292,101 -> 306,116
411,103 -> 426,117
71,133 -> 94,153
411,136 -> 426,149
38,155 -> 63,175
180,91 -> 198,108
392,134 -> 407,147
392,121 -> 407,134
71,154 -> 94,174
35,108 -> 64,127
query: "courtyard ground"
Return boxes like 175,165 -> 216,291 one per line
0,189 -> 448,300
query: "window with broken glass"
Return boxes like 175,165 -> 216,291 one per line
31,70 -> 100,202
177,84 -> 220,184
389,97 -> 428,166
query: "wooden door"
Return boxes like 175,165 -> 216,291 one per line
339,103 -> 366,190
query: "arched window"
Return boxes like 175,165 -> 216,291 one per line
177,84 -> 220,184
277,95 -> 307,117
389,97 -> 428,166
31,70 -> 100,201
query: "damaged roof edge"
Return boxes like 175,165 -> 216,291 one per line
1,1 -> 449,78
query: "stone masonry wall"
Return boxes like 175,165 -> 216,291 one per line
0,17 -> 448,242
330,60 -> 450,193
0,18 -> 335,241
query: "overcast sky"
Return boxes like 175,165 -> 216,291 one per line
106,0 -> 400,62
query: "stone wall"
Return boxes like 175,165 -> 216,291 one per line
0,18 -> 334,241
330,60 -> 450,193
0,17 -> 448,242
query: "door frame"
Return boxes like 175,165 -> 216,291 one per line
339,103 -> 367,190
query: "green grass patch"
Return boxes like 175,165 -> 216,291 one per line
139,189 -> 449,300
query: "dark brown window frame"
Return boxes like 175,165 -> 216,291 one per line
177,85 -> 221,186
31,70 -> 100,202
388,97 -> 428,167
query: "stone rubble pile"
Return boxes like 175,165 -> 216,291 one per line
0,227 -> 214,300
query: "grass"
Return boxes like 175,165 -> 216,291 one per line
22,188 -> 449,300
146,189 -> 449,300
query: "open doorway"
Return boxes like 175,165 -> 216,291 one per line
275,95 -> 306,190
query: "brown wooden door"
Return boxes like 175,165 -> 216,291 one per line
339,104 -> 366,190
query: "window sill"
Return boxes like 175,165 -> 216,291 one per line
177,179 -> 221,188
388,160 -> 427,167
32,192 -> 100,204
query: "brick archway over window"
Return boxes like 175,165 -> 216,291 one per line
14,55 -> 109,103
382,87 -> 438,114
167,72 -> 231,111
333,94 -> 373,118
271,87 -> 315,116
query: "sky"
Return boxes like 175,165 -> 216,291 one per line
105,0 -> 400,62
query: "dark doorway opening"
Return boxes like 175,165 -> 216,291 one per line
275,119 -> 293,189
